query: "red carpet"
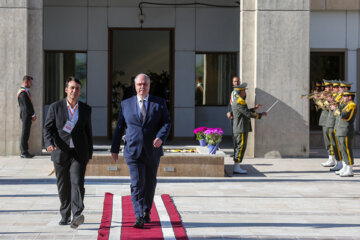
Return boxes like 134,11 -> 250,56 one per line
98,193 -> 188,240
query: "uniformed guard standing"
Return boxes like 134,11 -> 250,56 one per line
333,81 -> 352,172
226,76 -> 241,157
231,83 -> 267,174
332,91 -> 357,177
317,80 -> 334,167
17,75 -> 37,158
325,80 -> 342,171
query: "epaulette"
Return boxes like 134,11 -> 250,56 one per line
236,96 -> 246,105
344,102 -> 356,112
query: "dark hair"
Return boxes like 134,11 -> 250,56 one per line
23,75 -> 33,81
66,76 -> 81,88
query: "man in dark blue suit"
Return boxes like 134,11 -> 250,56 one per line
111,73 -> 171,228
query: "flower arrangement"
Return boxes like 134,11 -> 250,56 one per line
204,128 -> 224,145
193,127 -> 207,141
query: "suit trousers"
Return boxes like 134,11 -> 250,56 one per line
126,150 -> 160,218
234,132 -> 248,163
53,151 -> 86,219
338,134 -> 354,166
20,116 -> 32,154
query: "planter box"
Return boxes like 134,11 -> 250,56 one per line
86,147 -> 225,177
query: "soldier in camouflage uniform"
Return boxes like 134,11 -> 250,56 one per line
332,91 -> 357,177
231,83 -> 267,174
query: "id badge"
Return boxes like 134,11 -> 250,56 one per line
63,120 -> 75,133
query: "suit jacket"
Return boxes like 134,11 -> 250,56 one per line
231,95 -> 262,134
111,95 -> 171,160
18,90 -> 35,120
43,99 -> 93,163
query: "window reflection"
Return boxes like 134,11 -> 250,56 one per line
45,52 -> 87,105
195,53 -> 237,106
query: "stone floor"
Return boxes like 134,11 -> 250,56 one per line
0,147 -> 360,240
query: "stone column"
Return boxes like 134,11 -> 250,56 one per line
240,0 -> 310,157
0,0 -> 43,156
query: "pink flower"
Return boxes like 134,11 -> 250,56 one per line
193,127 -> 207,134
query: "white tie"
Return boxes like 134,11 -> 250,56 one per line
140,99 -> 146,122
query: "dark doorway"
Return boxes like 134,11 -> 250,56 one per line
108,29 -> 174,137
309,51 -> 345,130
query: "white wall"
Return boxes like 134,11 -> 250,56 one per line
43,0 -> 240,137
310,11 -> 359,129
310,11 -> 358,89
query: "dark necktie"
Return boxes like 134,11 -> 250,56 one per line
140,99 -> 146,122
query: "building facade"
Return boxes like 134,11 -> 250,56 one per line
1,0 -> 359,157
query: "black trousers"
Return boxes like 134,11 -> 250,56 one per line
53,151 -> 86,219
20,116 -> 32,154
126,150 -> 160,218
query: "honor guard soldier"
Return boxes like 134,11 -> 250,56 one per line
325,80 -> 342,171
332,91 -> 357,177
317,80 -> 334,167
231,83 -> 267,174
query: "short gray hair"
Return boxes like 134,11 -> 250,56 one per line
134,73 -> 150,83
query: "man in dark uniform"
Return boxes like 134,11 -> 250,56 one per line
44,77 -> 93,228
231,83 -> 267,174
332,91 -> 357,177
17,75 -> 37,158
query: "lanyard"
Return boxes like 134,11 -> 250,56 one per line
67,105 -> 78,120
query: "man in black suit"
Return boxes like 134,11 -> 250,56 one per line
44,77 -> 93,228
111,73 -> 171,228
17,75 -> 37,158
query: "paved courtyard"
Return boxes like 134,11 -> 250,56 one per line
0,148 -> 359,239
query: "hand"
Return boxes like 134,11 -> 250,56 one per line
330,104 -> 336,110
46,145 -> 56,152
262,112 -> 267,117
226,112 -> 233,119
32,116 -> 37,122
153,138 -> 163,148
255,104 -> 263,110
111,153 -> 118,162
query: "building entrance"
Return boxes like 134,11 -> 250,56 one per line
109,29 -> 173,137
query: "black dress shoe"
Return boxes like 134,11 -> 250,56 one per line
59,217 -> 71,225
70,214 -> 84,229
143,211 -> 151,223
20,153 -> 34,158
133,217 -> 144,228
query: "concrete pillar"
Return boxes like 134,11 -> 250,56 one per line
0,0 -> 43,156
240,0 -> 310,157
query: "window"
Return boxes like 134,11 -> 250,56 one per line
45,52 -> 87,105
195,53 -> 237,106
309,51 -> 345,130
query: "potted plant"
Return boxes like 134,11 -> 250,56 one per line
193,127 -> 208,146
204,128 -> 224,154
